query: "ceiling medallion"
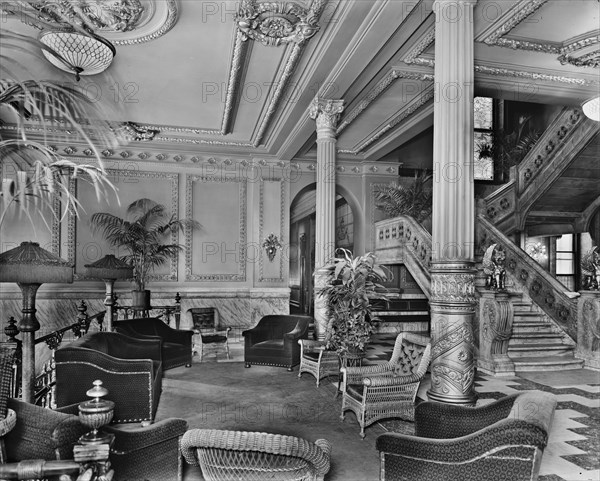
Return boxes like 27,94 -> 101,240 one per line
8,0 -> 179,45
236,0 -> 321,46
27,0 -> 145,33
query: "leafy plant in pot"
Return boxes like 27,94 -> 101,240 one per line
320,248 -> 391,363
90,198 -> 200,309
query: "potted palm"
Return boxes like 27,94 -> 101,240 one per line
320,248 -> 391,362
90,198 -> 199,309
373,170 -> 433,230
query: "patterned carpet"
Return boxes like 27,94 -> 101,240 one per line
197,333 -> 600,481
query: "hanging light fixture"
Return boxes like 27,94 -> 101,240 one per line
39,28 -> 116,81
582,96 -> 600,122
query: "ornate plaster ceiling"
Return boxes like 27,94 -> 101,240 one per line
1,0 -> 599,165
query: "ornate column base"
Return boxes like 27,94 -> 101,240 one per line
478,290 -> 515,376
577,291 -> 600,370
427,262 -> 477,405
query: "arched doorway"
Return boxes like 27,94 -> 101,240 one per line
289,184 -> 361,315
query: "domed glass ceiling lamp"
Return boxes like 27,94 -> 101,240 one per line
582,96 -> 600,122
39,28 -> 116,81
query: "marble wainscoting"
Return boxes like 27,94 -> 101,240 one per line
177,288 -> 291,335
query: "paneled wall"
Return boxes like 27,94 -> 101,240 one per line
0,155 -> 399,339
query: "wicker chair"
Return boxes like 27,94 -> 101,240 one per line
376,390 -> 558,481
297,339 -> 339,387
180,429 -> 332,481
340,332 -> 431,438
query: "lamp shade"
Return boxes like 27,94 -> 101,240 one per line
0,242 -> 73,284
85,254 -> 133,280
582,96 -> 600,122
39,28 -> 116,80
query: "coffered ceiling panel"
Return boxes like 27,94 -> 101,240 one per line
1,0 -> 598,163
507,1 -> 599,42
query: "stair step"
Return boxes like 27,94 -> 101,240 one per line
511,355 -> 584,372
508,344 -> 573,357
512,326 -> 556,335
508,333 -> 565,345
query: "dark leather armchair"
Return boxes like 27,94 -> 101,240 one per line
242,315 -> 311,371
114,317 -> 193,370
376,390 -> 557,481
55,332 -> 162,423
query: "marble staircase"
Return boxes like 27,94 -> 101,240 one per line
507,299 -> 583,372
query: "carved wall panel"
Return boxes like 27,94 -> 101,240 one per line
69,168 -> 179,281
258,178 -> 286,283
185,175 -> 247,282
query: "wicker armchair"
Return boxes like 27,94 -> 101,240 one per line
3,398 -> 88,463
55,332 -> 163,423
376,390 -> 558,481
297,339 -> 339,387
340,333 -> 431,438
180,429 -> 332,481
114,317 -> 194,370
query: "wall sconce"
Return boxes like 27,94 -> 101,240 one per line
262,233 -> 282,262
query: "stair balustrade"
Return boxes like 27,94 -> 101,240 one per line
482,107 -> 598,235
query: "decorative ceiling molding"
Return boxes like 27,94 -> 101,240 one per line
236,0 -> 325,47
474,65 -> 596,86
403,28 -> 435,67
476,0 -> 599,63
336,69 -> 434,135
477,0 -> 549,45
558,49 -> 600,69
338,85 -> 435,155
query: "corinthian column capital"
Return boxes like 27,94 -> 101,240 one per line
309,98 -> 345,137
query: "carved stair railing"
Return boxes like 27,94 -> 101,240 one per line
477,214 -> 577,342
375,216 -> 432,298
4,301 -> 106,406
483,107 -> 598,235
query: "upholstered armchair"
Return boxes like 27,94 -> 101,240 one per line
55,332 -> 163,423
376,390 -> 558,481
180,429 -> 332,481
3,398 -> 88,463
114,317 -> 194,370
242,315 -> 311,371
340,332 -> 431,438
298,339 -> 339,387
5,398 -> 187,481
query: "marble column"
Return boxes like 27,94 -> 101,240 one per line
428,0 -> 478,405
309,97 -> 344,340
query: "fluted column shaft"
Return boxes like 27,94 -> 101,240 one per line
428,0 -> 478,405
310,98 -> 344,339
